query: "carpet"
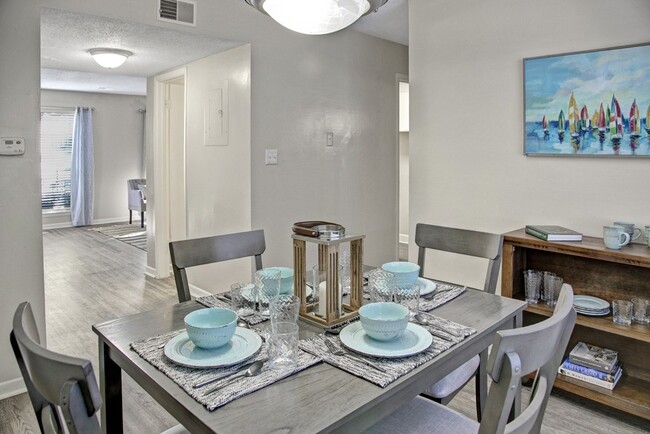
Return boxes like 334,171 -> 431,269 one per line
91,223 -> 147,251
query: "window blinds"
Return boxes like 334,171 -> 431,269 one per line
40,110 -> 75,210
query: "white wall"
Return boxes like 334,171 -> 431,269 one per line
0,0 -> 406,392
409,0 -> 650,289
0,0 -> 44,397
399,132 -> 409,238
41,90 -> 146,228
184,46 -> 253,292
249,33 -> 407,270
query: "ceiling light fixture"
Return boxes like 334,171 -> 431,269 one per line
88,48 -> 133,69
245,0 -> 388,35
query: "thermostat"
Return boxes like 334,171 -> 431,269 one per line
1,138 -> 25,155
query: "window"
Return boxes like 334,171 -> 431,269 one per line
40,109 -> 74,211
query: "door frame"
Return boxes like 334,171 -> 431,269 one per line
396,73 -> 409,260
151,67 -> 187,278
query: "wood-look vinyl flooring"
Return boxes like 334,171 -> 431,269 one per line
1,226 -> 649,433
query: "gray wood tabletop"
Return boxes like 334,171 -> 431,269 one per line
92,289 -> 526,434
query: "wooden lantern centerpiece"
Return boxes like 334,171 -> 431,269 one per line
292,232 -> 364,327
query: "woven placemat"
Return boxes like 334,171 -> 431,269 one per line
419,282 -> 466,312
299,314 -> 475,388
196,294 -> 268,325
131,330 -> 321,411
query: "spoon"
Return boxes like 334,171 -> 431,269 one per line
205,360 -> 264,394
237,319 -> 250,329
413,314 -> 461,338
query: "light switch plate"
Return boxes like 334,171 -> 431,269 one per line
265,149 -> 278,165
0,137 -> 25,155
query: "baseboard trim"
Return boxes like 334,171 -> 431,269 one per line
0,377 -> 26,400
189,284 -> 211,298
43,216 -> 132,230
145,266 -> 157,279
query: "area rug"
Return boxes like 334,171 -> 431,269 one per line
90,223 -> 147,251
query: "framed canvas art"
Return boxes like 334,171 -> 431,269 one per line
524,42 -> 650,157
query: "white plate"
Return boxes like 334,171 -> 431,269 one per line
241,284 -> 312,303
339,322 -> 433,358
418,278 -> 437,296
164,328 -> 262,368
371,278 -> 436,296
575,308 -> 610,317
574,295 -> 609,310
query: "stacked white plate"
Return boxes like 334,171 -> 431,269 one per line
573,295 -> 610,316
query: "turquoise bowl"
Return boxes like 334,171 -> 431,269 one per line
267,267 -> 294,294
184,308 -> 237,350
359,302 -> 409,341
381,262 -> 420,287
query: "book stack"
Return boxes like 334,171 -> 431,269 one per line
558,342 -> 622,390
525,225 -> 583,242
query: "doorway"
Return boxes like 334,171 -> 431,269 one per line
398,77 -> 410,261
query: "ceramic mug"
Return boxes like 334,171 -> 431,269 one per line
613,221 -> 642,241
603,225 -> 630,250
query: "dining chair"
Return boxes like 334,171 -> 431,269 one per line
415,223 -> 504,420
364,284 -> 577,434
169,229 -> 266,303
10,302 -> 188,434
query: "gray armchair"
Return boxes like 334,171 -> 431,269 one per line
127,179 -> 146,228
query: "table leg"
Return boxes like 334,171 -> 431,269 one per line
508,312 -> 523,422
99,340 -> 123,434
477,349 -> 488,421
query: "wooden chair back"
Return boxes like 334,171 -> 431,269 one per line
479,285 -> 577,434
169,229 -> 266,302
10,302 -> 101,434
415,223 -> 504,294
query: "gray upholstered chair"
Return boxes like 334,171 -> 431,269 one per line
364,285 -> 576,434
127,178 -> 146,228
415,223 -> 504,420
11,302 -> 188,434
169,229 -> 266,303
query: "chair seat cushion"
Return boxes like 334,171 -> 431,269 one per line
426,354 -> 480,398
363,396 -> 479,433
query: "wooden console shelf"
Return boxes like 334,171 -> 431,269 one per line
502,228 -> 650,421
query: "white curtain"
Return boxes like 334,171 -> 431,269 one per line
70,107 -> 94,226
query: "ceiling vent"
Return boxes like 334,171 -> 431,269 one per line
158,0 -> 196,26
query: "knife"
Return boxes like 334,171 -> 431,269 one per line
193,358 -> 267,389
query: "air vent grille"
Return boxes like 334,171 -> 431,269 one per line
158,0 -> 196,26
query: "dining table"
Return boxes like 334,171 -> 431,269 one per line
92,287 -> 526,434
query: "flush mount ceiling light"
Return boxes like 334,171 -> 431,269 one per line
88,48 -> 133,69
245,0 -> 388,35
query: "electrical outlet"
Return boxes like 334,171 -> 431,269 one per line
326,132 -> 334,147
265,149 -> 278,165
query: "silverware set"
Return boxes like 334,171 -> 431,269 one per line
321,336 -> 388,373
193,358 -> 268,390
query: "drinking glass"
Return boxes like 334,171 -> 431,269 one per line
523,270 -> 541,304
631,298 -> 650,324
393,281 -> 420,320
255,268 -> 281,316
230,282 -> 255,317
543,275 -> 563,307
612,300 -> 633,326
368,269 -> 394,303
540,271 -> 556,303
270,294 -> 301,325
268,322 -> 299,371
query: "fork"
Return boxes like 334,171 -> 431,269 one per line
321,337 -> 388,373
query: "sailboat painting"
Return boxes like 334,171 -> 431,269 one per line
524,42 -> 650,156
